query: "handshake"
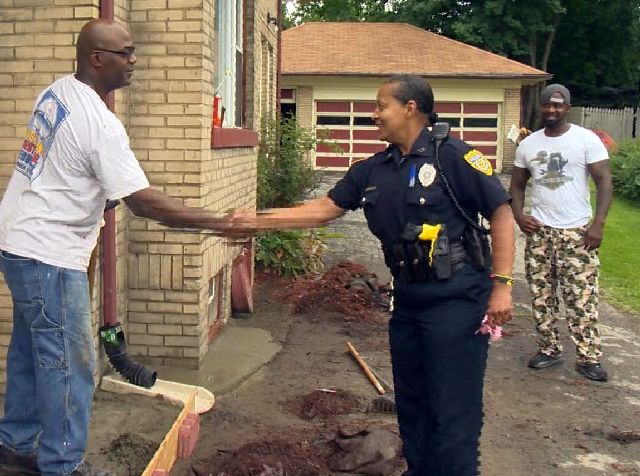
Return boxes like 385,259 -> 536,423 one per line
164,196 -> 346,238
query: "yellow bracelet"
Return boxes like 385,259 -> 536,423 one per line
490,273 -> 513,286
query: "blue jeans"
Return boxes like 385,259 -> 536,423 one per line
390,264 -> 491,476
0,251 -> 95,475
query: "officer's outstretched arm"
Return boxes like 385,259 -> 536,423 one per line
225,196 -> 347,234
259,196 -> 346,229
486,203 -> 515,327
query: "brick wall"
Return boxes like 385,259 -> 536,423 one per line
0,0 -> 102,392
502,88 -> 521,172
0,0 -> 270,383
295,85 -> 313,130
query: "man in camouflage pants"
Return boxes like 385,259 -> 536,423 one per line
510,84 -> 613,381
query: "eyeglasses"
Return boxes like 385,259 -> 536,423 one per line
94,48 -> 136,59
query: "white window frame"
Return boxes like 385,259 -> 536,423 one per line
215,0 -> 243,127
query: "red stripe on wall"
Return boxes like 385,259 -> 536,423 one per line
434,102 -> 461,113
316,156 -> 350,167
280,89 -> 294,99
318,129 -> 350,140
464,103 -> 498,114
353,129 -> 380,140
317,143 -> 349,153
463,131 -> 497,141
468,145 -> 498,155
316,101 -> 350,113
450,131 -> 461,139
353,102 -> 376,113
353,143 -> 386,154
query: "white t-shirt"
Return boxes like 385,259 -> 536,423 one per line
0,75 -> 149,271
514,124 -> 608,228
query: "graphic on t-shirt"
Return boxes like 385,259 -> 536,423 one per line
531,150 -> 574,191
16,89 -> 70,181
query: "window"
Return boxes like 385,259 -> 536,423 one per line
214,0 -> 243,127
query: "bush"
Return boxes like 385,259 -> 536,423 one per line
255,229 -> 328,277
255,114 -> 338,276
610,139 -> 640,201
257,114 -> 319,209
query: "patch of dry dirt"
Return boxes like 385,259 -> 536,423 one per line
85,390 -> 180,475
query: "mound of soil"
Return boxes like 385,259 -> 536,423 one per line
274,262 -> 390,321
287,389 -> 367,421
191,435 -> 332,476
102,432 -> 159,475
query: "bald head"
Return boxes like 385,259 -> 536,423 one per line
76,19 -> 131,65
75,19 -> 136,96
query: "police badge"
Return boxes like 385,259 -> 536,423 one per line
418,163 -> 436,187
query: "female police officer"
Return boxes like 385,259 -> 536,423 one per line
222,74 -> 514,475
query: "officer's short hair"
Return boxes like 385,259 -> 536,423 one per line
385,74 -> 435,118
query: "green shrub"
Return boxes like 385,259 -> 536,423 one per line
255,229 -> 328,277
257,114 -> 320,209
610,139 -> 640,201
255,114 -> 340,276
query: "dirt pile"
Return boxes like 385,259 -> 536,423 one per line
191,436 -> 332,476
287,389 -> 367,421
275,262 -> 390,321
102,432 -> 159,475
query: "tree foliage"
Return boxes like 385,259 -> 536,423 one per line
285,0 -> 391,25
286,0 -> 640,107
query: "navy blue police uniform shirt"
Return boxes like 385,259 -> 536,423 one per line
328,128 -> 509,270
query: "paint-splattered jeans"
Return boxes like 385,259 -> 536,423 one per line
0,251 -> 95,475
524,226 -> 602,365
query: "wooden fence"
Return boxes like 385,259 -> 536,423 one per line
567,107 -> 638,142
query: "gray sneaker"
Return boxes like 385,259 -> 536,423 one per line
527,352 -> 562,369
575,363 -> 608,382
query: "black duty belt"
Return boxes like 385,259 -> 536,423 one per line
389,239 -> 469,283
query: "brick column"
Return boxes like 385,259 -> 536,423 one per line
501,88 -> 522,172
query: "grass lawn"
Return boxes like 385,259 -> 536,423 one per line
597,194 -> 640,314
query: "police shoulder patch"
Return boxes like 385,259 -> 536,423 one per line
463,149 -> 493,176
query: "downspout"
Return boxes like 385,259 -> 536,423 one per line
276,0 -> 282,112
98,0 -> 157,387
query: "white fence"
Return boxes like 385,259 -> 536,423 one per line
568,107 -> 638,142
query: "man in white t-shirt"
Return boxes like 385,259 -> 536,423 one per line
510,84 -> 613,382
0,20 -> 237,476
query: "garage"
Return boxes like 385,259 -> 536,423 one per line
281,22 -> 549,172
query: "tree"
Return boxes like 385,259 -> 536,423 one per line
390,0 -> 640,116
285,0 -> 391,26
548,0 -> 640,107
285,0 -> 640,114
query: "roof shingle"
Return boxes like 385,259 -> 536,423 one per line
282,22 -> 550,79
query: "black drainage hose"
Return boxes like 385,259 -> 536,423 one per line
99,323 -> 157,388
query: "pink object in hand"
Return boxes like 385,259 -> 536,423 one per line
476,315 -> 502,341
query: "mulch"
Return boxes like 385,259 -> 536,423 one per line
269,261 -> 390,322
286,389 -> 368,421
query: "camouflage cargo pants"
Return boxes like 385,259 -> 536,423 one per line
524,225 -> 602,364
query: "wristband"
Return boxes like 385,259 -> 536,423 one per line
490,273 -> 513,286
